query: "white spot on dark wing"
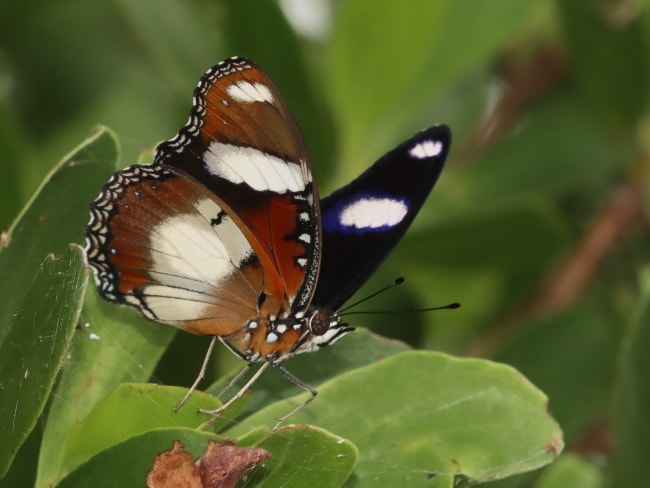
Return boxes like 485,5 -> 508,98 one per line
296,257 -> 308,268
276,324 -> 288,334
340,198 -> 408,229
204,142 -> 305,193
267,332 -> 278,343
298,233 -> 311,244
227,81 -> 275,104
409,139 -> 443,159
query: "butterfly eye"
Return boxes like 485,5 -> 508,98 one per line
308,311 -> 331,336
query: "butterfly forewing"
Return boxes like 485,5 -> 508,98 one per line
155,57 -> 320,312
312,125 -> 452,311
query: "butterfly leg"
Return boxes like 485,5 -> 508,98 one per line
215,362 -> 254,400
271,364 -> 317,430
174,335 -> 218,412
200,361 -> 272,424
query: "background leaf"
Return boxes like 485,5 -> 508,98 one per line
252,426 -> 358,488
206,328 -> 411,417
533,453 -> 603,488
57,383 -> 222,481
610,268 -> 650,487
56,429 -> 221,488
0,248 -> 86,478
2,1 -> 649,485
228,351 -> 563,487
0,127 -> 118,478
35,288 -> 176,487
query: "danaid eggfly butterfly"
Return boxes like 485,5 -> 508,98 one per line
85,56 -> 452,426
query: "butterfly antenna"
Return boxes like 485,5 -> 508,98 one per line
339,301 -> 460,317
337,277 -> 406,313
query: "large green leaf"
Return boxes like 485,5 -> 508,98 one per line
57,383 -> 222,481
0,248 -> 86,478
253,426 -> 357,487
0,127 -> 118,477
35,288 -> 177,488
206,328 -> 411,417
0,127 -> 118,340
57,425 -> 356,488
56,428 -> 221,488
228,351 -> 563,487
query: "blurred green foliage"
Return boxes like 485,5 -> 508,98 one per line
1,0 -> 649,486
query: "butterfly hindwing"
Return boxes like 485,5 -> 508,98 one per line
312,125 -> 452,311
85,164 -> 271,336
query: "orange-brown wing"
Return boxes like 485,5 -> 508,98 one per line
85,164 -> 261,337
154,57 -> 321,315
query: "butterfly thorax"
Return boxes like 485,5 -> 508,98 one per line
236,310 -> 353,363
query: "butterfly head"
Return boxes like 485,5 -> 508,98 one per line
239,310 -> 354,363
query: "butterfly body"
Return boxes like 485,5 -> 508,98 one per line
84,56 -> 451,420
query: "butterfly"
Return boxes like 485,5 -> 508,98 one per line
84,56 -> 452,426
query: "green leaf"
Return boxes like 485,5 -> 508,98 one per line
611,268 -> 650,487
0,127 -> 118,338
0,247 -> 86,478
35,288 -> 176,488
228,351 -> 563,487
56,428 -> 221,488
206,328 -> 410,417
57,425 -> 356,488
57,383 -> 222,481
26,128 -> 175,488
252,425 -> 358,488
0,127 -> 118,477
